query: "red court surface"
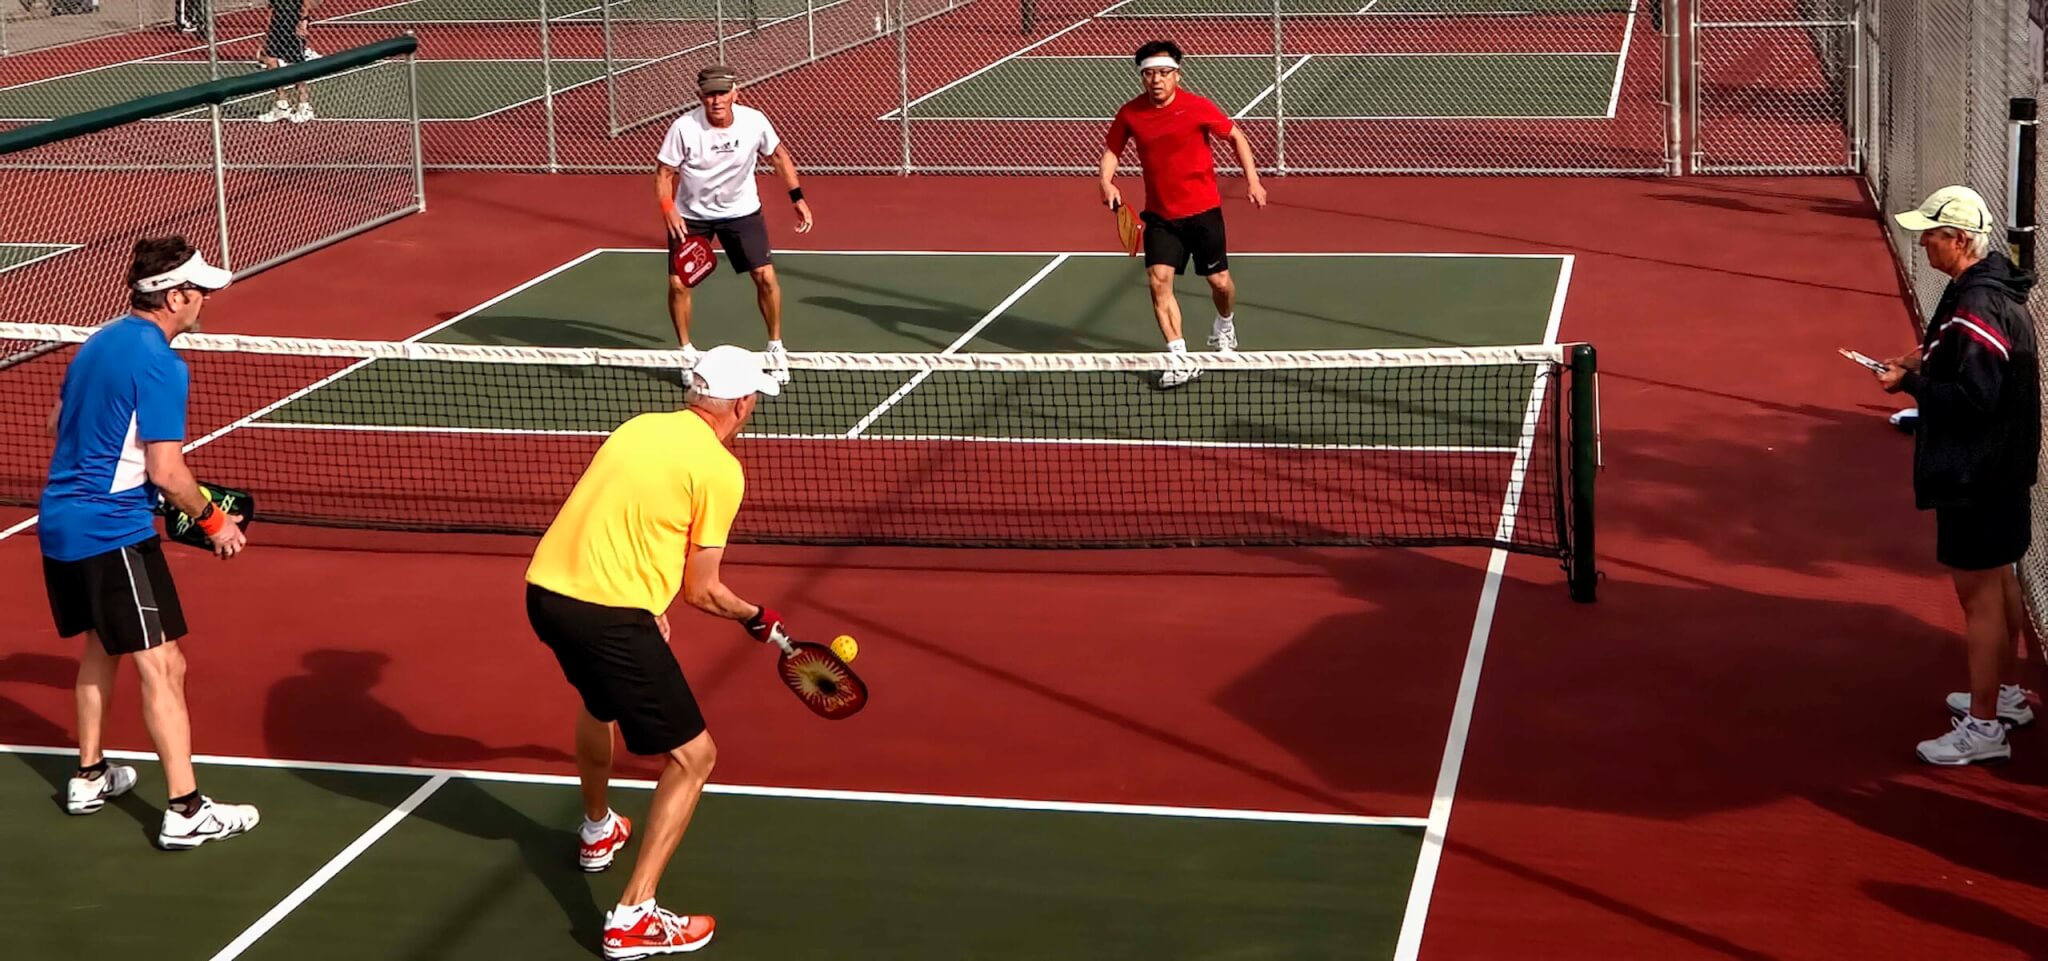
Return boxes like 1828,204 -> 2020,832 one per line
3,172 -> 2046,959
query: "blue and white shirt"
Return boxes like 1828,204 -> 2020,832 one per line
39,316 -> 189,562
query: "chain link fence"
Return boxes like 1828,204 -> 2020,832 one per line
3,0 -> 1678,172
1689,0 -> 1859,172
0,37 -> 423,355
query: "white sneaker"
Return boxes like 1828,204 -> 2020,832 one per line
290,102 -> 315,123
257,101 -> 292,123
765,343 -> 790,385
1916,716 -> 2012,766
1207,316 -> 1237,353
1945,685 -> 2035,728
1157,351 -> 1202,389
65,763 -> 137,815
158,796 -> 261,850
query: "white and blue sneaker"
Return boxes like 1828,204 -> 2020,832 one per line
158,796 -> 260,850
65,763 -> 137,815
1916,716 -> 2011,766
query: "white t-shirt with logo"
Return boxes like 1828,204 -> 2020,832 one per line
656,104 -> 781,221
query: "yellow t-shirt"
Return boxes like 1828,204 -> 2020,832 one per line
525,411 -> 744,614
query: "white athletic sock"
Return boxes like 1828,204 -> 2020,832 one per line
1216,313 -> 1233,325
1167,339 -> 1187,353
611,898 -> 656,924
580,810 -> 616,842
767,339 -> 784,350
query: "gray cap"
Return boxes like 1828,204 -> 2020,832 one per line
697,64 -> 737,94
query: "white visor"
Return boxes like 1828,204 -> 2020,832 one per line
1138,55 -> 1179,71
133,250 -> 232,293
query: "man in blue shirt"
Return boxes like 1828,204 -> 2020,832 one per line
41,236 -> 260,850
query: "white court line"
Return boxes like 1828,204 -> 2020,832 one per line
237,421 -> 1522,456
207,774 -> 450,961
0,243 -> 82,276
593,247 -> 1572,260
0,744 -> 1425,827
843,254 -> 1068,437
1235,55 -> 1313,120
1391,253 -> 1573,961
875,0 -> 1141,121
0,250 -> 610,544
1606,0 -> 1638,118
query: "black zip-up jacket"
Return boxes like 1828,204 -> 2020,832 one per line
1901,252 -> 2040,509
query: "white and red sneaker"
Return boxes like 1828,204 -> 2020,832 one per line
579,812 -> 632,872
603,903 -> 714,959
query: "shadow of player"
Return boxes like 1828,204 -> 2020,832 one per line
265,650 -> 607,957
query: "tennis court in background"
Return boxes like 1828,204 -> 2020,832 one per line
0,245 -> 1570,959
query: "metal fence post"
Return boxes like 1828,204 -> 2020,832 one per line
409,45 -> 427,212
541,0 -> 557,172
1271,0 -> 1284,175
1665,0 -> 1680,174
717,0 -> 727,64
2013,97 -> 2039,271
210,103 -> 231,272
897,0 -> 911,174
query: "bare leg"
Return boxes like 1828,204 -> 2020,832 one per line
576,709 -> 614,823
1954,569 -> 2010,722
618,730 -> 717,906
751,265 -> 782,342
668,274 -> 694,347
1205,270 -> 1235,320
75,634 -> 117,769
1147,265 -> 1182,344
133,642 -> 196,799
2000,565 -> 2032,682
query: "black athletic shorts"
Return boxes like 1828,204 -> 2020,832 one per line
44,536 -> 188,656
1142,206 -> 1229,276
526,584 -> 706,756
263,7 -> 308,63
1935,489 -> 2032,571
673,210 -> 772,275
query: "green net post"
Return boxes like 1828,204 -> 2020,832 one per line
1568,343 -> 1599,603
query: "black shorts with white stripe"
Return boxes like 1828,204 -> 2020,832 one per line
43,535 -> 189,655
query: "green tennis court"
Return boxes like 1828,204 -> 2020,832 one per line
1101,0 -> 1636,14
329,0 -> 830,23
0,59 -> 622,123
250,250 -> 1564,447
898,53 -> 1624,121
0,748 -> 1419,959
0,243 -> 77,274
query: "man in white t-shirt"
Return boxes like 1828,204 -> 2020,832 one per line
656,64 -> 814,383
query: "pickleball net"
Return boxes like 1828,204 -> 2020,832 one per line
0,323 -> 1599,599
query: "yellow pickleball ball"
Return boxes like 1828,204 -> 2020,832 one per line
830,635 -> 858,662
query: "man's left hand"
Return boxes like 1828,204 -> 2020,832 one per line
1878,363 -> 1910,393
792,200 -> 814,234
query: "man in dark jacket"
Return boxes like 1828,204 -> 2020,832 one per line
1878,185 -> 2041,765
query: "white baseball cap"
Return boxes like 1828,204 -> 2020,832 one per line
1893,185 -> 1995,234
133,249 -> 232,293
691,344 -> 782,399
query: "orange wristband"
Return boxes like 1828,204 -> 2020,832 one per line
660,196 -> 676,216
195,503 -> 225,537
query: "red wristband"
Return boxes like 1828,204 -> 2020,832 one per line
659,196 -> 676,216
195,503 -> 225,536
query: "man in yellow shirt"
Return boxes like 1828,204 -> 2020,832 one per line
525,344 -> 788,959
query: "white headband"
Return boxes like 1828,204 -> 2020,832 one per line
133,250 -> 232,293
1138,55 -> 1179,71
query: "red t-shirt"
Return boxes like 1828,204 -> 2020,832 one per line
1105,91 -> 1233,221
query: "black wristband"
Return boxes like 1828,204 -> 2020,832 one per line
194,501 -> 215,522
788,187 -> 804,203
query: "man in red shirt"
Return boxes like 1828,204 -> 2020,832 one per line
1100,40 -> 1268,388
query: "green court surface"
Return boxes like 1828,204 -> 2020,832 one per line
0,243 -> 76,274
1102,0 -> 1635,14
0,59 -> 618,123
0,750 -> 1419,959
903,53 -> 1621,121
255,251 -> 1563,447
330,0 -> 818,24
